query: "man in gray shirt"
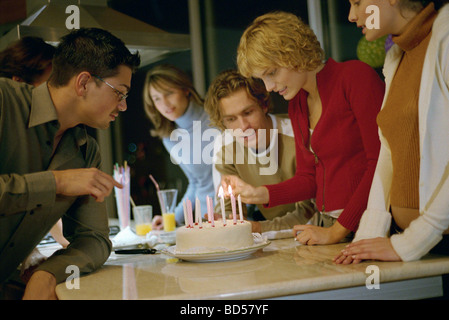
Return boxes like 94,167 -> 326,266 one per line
0,28 -> 140,299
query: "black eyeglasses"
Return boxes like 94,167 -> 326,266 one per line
93,74 -> 128,102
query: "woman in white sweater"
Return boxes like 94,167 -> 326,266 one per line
335,0 -> 449,264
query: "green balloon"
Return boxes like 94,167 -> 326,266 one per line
356,35 -> 388,68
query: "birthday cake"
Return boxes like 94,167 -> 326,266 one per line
175,219 -> 253,253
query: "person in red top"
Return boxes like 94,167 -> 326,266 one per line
223,11 -> 385,245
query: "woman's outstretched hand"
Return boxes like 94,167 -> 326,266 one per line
221,175 -> 269,204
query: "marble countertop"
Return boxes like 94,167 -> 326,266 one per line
54,237 -> 449,300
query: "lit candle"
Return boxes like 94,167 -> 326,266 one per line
195,197 -> 202,228
228,185 -> 237,224
238,194 -> 243,222
207,195 -> 215,227
218,186 -> 226,226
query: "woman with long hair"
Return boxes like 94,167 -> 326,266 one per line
143,64 -> 216,229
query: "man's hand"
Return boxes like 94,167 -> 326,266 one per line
152,215 -> 163,230
22,270 -> 58,300
249,221 -> 262,233
52,168 -> 123,202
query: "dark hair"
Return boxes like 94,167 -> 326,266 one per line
403,0 -> 449,10
0,36 -> 55,84
49,28 -> 140,87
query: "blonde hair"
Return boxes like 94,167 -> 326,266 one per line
204,69 -> 272,131
237,11 -> 324,78
143,64 -> 204,138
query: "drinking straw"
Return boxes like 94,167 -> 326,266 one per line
114,163 -> 131,229
149,174 -> 160,191
149,174 -> 166,213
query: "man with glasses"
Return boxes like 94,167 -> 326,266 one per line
0,28 -> 140,299
93,74 -> 129,102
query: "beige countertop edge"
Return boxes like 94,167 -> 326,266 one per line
54,239 -> 449,300
136,259 -> 449,300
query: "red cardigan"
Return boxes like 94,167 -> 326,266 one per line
265,58 -> 385,232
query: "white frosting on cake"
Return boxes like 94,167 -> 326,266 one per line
175,219 -> 253,253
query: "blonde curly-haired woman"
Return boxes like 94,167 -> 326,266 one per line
226,11 -> 385,245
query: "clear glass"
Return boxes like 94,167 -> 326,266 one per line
157,189 -> 178,232
133,205 -> 153,235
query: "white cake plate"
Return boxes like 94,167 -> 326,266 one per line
161,240 -> 270,263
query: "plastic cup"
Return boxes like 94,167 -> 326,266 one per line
133,205 -> 153,236
157,189 -> 178,232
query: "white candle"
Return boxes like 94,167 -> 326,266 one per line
218,186 -> 226,226
228,185 -> 237,224
206,195 -> 211,223
195,197 -> 202,228
238,194 -> 243,222
207,195 -> 215,227
183,200 -> 188,227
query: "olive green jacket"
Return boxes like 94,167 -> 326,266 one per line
0,78 -> 111,284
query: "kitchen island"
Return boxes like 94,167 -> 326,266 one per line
54,237 -> 449,300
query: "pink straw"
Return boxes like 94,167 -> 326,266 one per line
149,174 -> 160,191
149,174 -> 166,214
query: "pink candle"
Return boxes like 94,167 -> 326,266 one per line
228,185 -> 237,224
195,197 -> 199,225
186,199 -> 193,228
